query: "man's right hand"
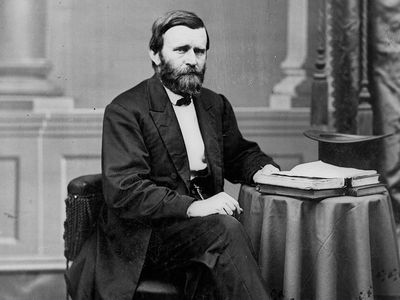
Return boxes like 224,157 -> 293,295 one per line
186,192 -> 243,218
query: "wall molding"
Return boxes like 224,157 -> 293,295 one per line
0,107 -> 316,271
0,107 -> 312,137
0,256 -> 65,271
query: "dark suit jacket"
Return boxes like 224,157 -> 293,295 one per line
65,75 -> 278,300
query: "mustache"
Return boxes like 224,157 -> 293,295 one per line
171,66 -> 203,77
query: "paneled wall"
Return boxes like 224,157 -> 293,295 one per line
0,1 -> 320,298
0,111 -> 103,270
0,108 -> 317,272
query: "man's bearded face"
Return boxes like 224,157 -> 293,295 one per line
157,52 -> 206,97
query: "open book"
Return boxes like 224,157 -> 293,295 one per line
254,160 -> 379,190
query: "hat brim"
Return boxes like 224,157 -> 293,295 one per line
303,130 -> 393,144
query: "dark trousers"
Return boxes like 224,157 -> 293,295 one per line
142,214 -> 271,300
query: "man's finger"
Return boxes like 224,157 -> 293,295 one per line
230,200 -> 242,213
225,201 -> 236,211
223,206 -> 234,215
222,194 -> 242,213
218,208 -> 227,215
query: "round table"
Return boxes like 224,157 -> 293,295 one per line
238,185 -> 400,300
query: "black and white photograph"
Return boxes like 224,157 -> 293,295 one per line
1,0 -> 400,299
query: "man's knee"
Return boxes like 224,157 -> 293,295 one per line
203,215 -> 245,241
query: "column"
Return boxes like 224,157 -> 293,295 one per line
0,0 -> 72,110
269,0 -> 313,109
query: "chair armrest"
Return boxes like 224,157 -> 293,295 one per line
67,173 -> 103,196
64,173 -> 104,261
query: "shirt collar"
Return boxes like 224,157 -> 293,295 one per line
163,86 -> 190,106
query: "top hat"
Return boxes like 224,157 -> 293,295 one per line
303,130 -> 393,170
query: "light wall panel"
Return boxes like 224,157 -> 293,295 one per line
0,157 -> 19,243
0,137 -> 40,261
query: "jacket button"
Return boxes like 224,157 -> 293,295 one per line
171,173 -> 177,180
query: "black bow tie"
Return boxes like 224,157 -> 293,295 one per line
175,96 -> 192,106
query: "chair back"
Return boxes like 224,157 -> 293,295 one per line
64,174 -> 104,262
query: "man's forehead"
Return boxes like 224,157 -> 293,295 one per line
163,25 -> 207,48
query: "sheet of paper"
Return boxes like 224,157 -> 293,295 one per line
271,160 -> 377,179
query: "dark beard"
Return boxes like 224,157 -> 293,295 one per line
157,56 -> 206,97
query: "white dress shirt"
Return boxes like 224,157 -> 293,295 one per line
164,87 -> 207,172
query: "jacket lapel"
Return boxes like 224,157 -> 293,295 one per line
148,76 -> 191,189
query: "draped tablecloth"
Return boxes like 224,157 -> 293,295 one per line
238,185 -> 400,300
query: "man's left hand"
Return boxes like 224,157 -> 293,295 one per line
253,164 -> 280,183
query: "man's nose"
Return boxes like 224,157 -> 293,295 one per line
184,49 -> 197,66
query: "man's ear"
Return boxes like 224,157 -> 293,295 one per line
149,50 -> 161,66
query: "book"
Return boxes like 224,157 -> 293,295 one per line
256,184 -> 346,200
348,174 -> 380,187
254,160 -> 378,190
255,174 -> 345,190
256,183 -> 387,199
346,183 -> 387,197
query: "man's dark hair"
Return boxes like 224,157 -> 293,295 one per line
149,10 -> 210,54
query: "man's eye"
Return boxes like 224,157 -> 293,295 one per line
194,49 -> 206,55
175,47 -> 188,53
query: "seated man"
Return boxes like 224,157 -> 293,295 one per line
66,10 -> 279,300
